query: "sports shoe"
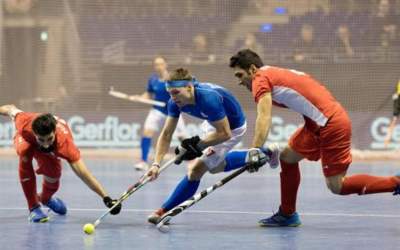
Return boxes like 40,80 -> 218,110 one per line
134,161 -> 149,171
29,206 -> 49,223
393,185 -> 400,195
258,209 -> 301,227
147,208 -> 166,225
45,197 -> 67,215
267,143 -> 280,169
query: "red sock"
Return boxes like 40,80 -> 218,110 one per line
18,159 -> 39,210
340,174 -> 400,195
40,180 -> 60,204
280,160 -> 301,215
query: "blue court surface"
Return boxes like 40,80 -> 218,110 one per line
1,157 -> 399,250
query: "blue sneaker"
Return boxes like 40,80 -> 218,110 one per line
45,197 -> 67,215
393,185 -> 400,195
29,206 -> 49,223
258,209 -> 301,227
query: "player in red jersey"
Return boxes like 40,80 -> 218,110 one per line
229,49 -> 400,227
0,104 -> 121,223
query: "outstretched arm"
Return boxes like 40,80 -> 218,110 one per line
70,159 -> 122,214
147,116 -> 178,180
0,104 -> 22,119
69,159 -> 108,198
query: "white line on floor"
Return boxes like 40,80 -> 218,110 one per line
0,207 -> 399,218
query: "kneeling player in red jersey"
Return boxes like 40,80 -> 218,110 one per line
0,105 -> 121,222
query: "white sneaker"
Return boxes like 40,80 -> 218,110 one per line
134,161 -> 149,171
267,143 -> 280,169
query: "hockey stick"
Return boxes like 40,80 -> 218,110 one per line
108,87 -> 166,107
156,162 -> 255,232
91,153 -> 183,229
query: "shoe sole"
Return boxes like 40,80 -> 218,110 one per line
258,222 -> 301,227
30,216 -> 50,223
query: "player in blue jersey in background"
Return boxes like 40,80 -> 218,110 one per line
134,57 -> 187,170
145,68 -> 279,224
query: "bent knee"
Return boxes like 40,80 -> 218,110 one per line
187,162 -> 208,180
44,175 -> 59,183
327,183 -> 342,194
325,174 -> 345,195
279,146 -> 303,164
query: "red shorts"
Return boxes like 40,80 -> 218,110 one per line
33,152 -> 62,179
289,108 -> 352,177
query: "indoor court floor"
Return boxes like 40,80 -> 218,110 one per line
1,157 -> 399,250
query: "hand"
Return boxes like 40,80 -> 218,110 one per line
175,136 -> 203,164
246,148 -> 268,173
146,163 -> 160,181
392,93 -> 398,100
103,196 -> 122,215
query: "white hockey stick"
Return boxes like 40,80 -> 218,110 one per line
109,87 -> 166,107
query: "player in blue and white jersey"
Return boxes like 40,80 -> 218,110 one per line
134,57 -> 187,170
145,68 -> 279,224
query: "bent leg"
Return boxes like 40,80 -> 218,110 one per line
326,171 -> 400,195
18,156 -> 39,210
34,153 -> 62,204
161,160 -> 207,211
279,146 -> 304,215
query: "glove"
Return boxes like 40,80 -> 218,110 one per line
174,136 -> 203,164
103,196 -> 122,215
392,93 -> 399,100
246,148 -> 269,173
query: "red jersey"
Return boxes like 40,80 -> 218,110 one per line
14,112 -> 80,163
252,66 -> 342,127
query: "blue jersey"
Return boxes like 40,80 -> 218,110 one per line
167,82 -> 246,130
147,74 -> 170,114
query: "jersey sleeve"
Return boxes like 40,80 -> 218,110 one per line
14,112 -> 35,133
13,133 -> 32,156
146,76 -> 155,93
252,72 -> 272,103
55,120 -> 81,162
59,137 -> 81,163
202,92 -> 226,122
167,99 -> 180,118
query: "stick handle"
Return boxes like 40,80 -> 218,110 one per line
93,154 -> 183,228
109,88 -> 166,107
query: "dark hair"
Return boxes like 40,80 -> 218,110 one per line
229,49 -> 264,70
32,113 -> 57,136
169,68 -> 194,81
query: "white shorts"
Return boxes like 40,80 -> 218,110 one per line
199,121 -> 247,170
143,109 -> 187,137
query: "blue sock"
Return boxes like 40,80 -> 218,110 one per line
162,176 -> 200,211
141,137 -> 152,162
224,150 -> 247,172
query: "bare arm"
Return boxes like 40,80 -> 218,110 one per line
198,117 -> 232,149
153,116 -> 179,164
0,104 -> 22,119
69,159 -> 108,198
251,93 -> 272,148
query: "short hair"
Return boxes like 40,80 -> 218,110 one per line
169,68 -> 194,81
32,113 -> 57,136
229,49 -> 264,70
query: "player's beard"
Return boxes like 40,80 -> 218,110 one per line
241,77 -> 253,91
38,144 -> 55,153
